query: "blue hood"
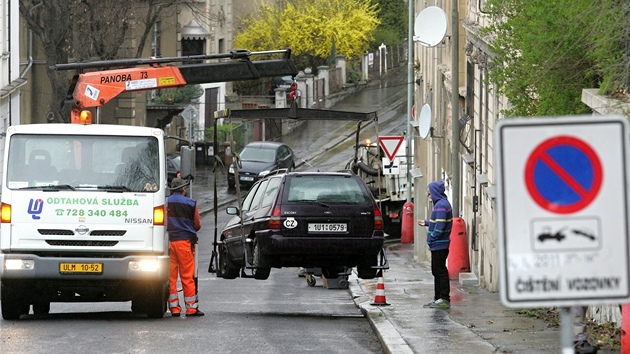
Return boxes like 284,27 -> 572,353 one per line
429,180 -> 447,204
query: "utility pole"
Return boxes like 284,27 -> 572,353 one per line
406,0 -> 414,202
450,0 -> 461,217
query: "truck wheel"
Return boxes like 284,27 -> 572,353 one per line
219,244 -> 239,279
33,302 -> 51,315
252,242 -> 271,280
131,299 -> 143,314
144,281 -> 167,319
20,303 -> 30,315
1,282 -> 23,320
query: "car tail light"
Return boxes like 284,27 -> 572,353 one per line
388,211 -> 399,219
269,205 -> 282,229
374,205 -> 383,230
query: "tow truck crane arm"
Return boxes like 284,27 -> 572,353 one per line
53,49 -> 298,123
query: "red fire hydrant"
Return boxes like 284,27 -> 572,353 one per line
401,201 -> 414,243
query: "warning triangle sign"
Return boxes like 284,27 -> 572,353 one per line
378,136 -> 404,161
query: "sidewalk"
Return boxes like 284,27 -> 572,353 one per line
348,242 -> 573,353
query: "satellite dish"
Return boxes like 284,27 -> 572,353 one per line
419,104 -> 432,139
413,6 -> 448,47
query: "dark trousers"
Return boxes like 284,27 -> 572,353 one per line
431,248 -> 450,301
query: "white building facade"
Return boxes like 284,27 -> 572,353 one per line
0,0 -> 22,176
413,0 -> 507,292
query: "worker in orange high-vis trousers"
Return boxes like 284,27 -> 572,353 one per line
167,177 -> 204,317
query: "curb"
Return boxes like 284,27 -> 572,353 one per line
349,271 -> 414,354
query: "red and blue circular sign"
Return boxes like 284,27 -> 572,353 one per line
525,136 -> 603,214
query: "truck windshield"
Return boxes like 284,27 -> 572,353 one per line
6,134 -> 160,193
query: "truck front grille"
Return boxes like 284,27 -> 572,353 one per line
38,229 -> 74,236
46,240 -> 118,247
89,230 -> 127,236
37,229 -> 127,236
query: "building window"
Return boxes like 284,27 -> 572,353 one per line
182,39 -> 205,63
218,39 -> 225,54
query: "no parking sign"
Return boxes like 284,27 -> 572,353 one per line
496,115 -> 630,307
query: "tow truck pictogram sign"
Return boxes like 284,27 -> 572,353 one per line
496,115 -> 630,308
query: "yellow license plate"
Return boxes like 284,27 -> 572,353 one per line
59,262 -> 103,274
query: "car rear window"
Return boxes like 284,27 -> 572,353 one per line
240,146 -> 276,163
283,175 -> 369,204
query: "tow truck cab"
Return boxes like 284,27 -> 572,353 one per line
0,123 -> 175,320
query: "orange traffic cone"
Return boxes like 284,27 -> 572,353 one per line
370,273 -> 390,306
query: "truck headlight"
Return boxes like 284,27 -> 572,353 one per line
128,259 -> 159,272
5,259 -> 34,270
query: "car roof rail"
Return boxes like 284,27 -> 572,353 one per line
336,169 -> 356,175
266,168 -> 289,177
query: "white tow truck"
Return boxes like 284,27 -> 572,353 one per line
0,122 -> 173,319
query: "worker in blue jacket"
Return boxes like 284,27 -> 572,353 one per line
418,180 -> 452,309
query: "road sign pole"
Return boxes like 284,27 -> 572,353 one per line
560,307 -> 573,354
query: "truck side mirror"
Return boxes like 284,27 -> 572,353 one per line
180,146 -> 196,179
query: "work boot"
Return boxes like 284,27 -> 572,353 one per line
186,309 -> 205,317
428,299 -> 450,309
573,340 -> 598,354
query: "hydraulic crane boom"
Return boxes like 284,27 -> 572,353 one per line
53,49 -> 299,123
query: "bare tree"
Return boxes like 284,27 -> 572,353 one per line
19,0 -> 214,123
20,1 -> 74,122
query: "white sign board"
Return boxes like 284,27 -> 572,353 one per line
496,115 -> 630,307
382,157 -> 400,175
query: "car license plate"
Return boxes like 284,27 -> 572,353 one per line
59,262 -> 103,274
240,176 -> 254,182
308,223 -> 347,233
